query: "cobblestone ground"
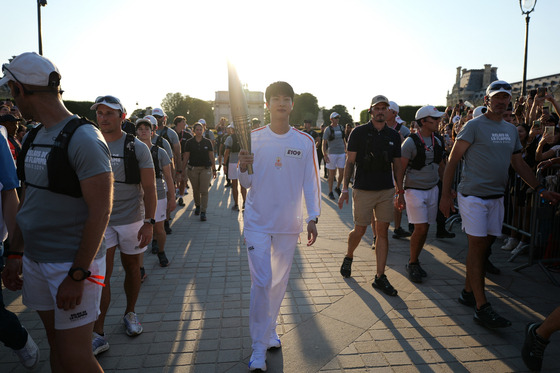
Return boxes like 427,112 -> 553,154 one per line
1,169 -> 559,372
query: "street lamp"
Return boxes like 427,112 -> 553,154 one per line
37,0 -> 47,55
520,0 -> 537,97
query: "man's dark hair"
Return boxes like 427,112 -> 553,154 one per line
303,119 -> 312,124
265,81 -> 294,103
173,116 -> 186,126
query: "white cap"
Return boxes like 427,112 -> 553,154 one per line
0,52 -> 61,88
473,106 -> 487,118
415,105 -> 445,120
152,108 -> 165,117
227,123 -> 234,128
198,118 -> 206,125
452,115 -> 461,124
330,112 -> 340,120
136,117 -> 155,130
143,115 -> 157,128
396,116 -> 405,124
388,101 -> 399,113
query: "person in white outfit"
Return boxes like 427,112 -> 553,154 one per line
238,81 -> 321,371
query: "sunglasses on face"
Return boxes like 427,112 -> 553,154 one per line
488,83 -> 512,91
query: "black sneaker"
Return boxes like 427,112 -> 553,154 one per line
436,229 -> 455,238
178,197 -> 185,207
194,206 -> 201,215
200,212 -> 207,221
328,192 -> 335,200
232,204 -> 239,211
458,289 -> 475,307
474,303 -> 512,329
151,240 -> 159,254
522,322 -> 549,372
164,220 -> 172,234
372,274 -> 398,296
334,186 -> 342,195
140,267 -> 147,283
417,262 -> 427,277
340,257 -> 352,278
371,236 -> 376,250
392,227 -> 411,239
157,252 -> 169,267
485,259 -> 501,275
406,262 -> 423,283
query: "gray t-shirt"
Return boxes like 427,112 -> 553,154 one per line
17,115 -> 112,263
156,126 -> 179,147
224,135 -> 239,164
153,146 -> 171,200
152,135 -> 173,160
204,129 -> 215,141
397,124 -> 410,139
108,132 -> 154,226
402,134 -> 441,190
457,115 -> 522,196
323,125 -> 345,154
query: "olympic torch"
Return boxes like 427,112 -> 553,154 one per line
228,61 -> 253,174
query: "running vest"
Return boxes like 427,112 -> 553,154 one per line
408,132 -> 443,170
150,145 -> 162,179
113,134 -> 141,184
229,134 -> 241,154
17,117 -> 96,198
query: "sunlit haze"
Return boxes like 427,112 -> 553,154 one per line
3,0 -> 559,121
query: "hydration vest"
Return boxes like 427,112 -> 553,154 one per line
113,134 -> 141,184
150,145 -> 162,179
408,133 -> 443,170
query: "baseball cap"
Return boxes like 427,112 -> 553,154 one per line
370,95 -> 389,107
452,115 -> 461,124
0,114 -> 22,123
152,108 -> 165,117
415,105 -> 445,120
143,115 -> 157,129
198,118 -> 206,125
486,80 -> 512,97
90,95 -> 124,111
0,52 -> 61,88
252,117 -> 260,123
473,106 -> 487,118
396,116 -> 405,124
389,101 -> 399,113
227,123 -> 234,128
330,112 -> 340,119
135,117 -> 155,130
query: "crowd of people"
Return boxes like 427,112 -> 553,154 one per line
1,52 -> 559,372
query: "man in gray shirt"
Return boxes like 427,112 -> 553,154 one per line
440,80 -> 560,329
1,52 -> 112,372
322,112 -> 346,200
399,105 -> 445,284
91,95 -> 157,355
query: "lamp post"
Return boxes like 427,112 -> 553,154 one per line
520,0 -> 537,97
37,0 -> 47,55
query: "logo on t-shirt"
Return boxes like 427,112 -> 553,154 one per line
490,133 -> 512,143
275,157 -> 282,169
285,148 -> 303,159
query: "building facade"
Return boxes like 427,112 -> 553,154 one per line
214,90 -> 264,126
447,64 -> 560,107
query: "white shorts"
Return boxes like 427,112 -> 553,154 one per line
326,153 -> 346,170
156,198 -> 167,222
22,255 -> 106,330
457,193 -> 504,237
104,220 -> 147,254
404,186 -> 439,224
228,163 -> 239,180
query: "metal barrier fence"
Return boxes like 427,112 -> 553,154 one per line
445,162 -> 560,286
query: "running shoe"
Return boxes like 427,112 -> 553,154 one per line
522,322 -> 549,372
474,303 -> 512,329
200,212 -> 207,221
328,192 -> 335,200
158,251 -> 170,267
340,256 -> 352,278
92,332 -> 109,356
123,312 -> 143,336
13,332 -> 39,369
194,206 -> 201,215
406,262 -> 422,283
458,289 -> 475,307
268,331 -> 281,349
164,220 -> 172,234
500,237 -> 518,251
178,197 -> 185,207
392,227 -> 411,239
334,186 -> 342,195
248,350 -> 267,371
372,274 -> 398,296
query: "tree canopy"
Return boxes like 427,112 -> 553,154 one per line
161,92 -> 214,127
323,105 -> 353,127
291,93 -> 319,127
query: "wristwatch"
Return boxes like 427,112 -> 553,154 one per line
143,218 -> 156,225
68,267 -> 91,281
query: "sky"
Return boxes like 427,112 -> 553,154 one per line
2,0 -> 559,121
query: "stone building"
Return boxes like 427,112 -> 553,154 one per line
213,89 -> 264,125
447,64 -> 560,107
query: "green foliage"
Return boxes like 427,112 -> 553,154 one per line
360,109 -> 369,124
291,93 -> 319,127
323,105 -> 353,127
64,100 -> 95,120
161,93 -> 214,127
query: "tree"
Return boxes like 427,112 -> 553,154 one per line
291,93 -> 319,127
360,109 -> 370,124
161,93 -> 214,127
323,105 -> 352,127
63,100 -> 95,119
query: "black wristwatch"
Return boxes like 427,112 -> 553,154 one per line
143,218 -> 156,225
68,267 -> 91,281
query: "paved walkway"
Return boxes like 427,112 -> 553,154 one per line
1,169 -> 559,372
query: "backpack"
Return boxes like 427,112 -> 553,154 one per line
327,125 -> 344,141
113,134 -> 140,184
229,134 -> 241,154
159,126 -> 171,145
17,117 -> 96,198
408,133 -> 443,170
150,145 -> 162,179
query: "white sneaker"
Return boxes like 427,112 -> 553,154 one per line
511,242 -> 529,256
248,350 -> 267,371
13,333 -> 40,369
123,312 -> 143,336
501,237 -> 518,251
267,331 -> 281,349
92,332 -> 110,356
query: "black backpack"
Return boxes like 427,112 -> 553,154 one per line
150,145 -> 162,179
17,117 -> 96,198
113,134 -> 141,184
408,133 -> 443,170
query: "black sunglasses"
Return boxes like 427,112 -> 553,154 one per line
489,82 -> 512,91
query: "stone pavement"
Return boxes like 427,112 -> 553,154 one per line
1,169 -> 559,372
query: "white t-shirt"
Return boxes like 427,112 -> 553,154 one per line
239,125 -> 321,234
